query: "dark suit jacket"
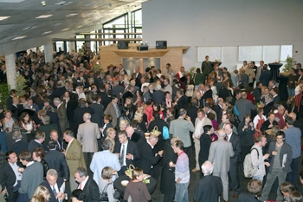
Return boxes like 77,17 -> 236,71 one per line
175,95 -> 188,111
73,107 -> 95,131
228,133 -> 241,163
219,87 -> 232,101
137,140 -> 161,175
28,140 -> 45,153
12,140 -> 29,155
193,175 -> 223,202
152,90 -> 165,104
53,87 -> 66,98
6,131 -> 27,152
273,95 -> 280,103
237,192 -> 261,202
89,103 -> 104,127
98,92 -> 111,110
82,178 -> 100,202
259,70 -> 271,87
113,140 -> 141,167
0,162 -> 16,202
214,105 -> 223,124
39,124 -> 58,148
186,106 -> 198,126
102,122 -> 113,138
40,177 -> 67,202
46,111 -> 61,135
199,133 -> 212,165
44,150 -> 70,180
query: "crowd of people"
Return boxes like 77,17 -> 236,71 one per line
0,49 -> 303,202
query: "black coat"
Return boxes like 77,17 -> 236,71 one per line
175,95 -> 188,111
73,107 -> 95,131
186,106 -> 198,126
0,162 -> 17,202
28,140 -> 45,153
89,103 -> 104,127
198,133 -> 212,167
160,141 -> 177,195
44,150 -> 70,181
237,192 -> 261,202
11,140 -> 29,156
152,90 -> 165,104
193,175 -> 223,202
82,178 -> 100,202
98,92 -> 111,110
137,140 -> 161,175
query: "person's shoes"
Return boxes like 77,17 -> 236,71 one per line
232,194 -> 239,198
192,168 -> 200,172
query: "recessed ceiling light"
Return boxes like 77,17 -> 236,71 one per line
66,13 -> 78,17
42,31 -> 52,35
55,1 -> 73,6
22,26 -> 38,30
12,35 -> 26,40
0,0 -> 25,2
62,28 -> 70,31
77,25 -> 83,28
36,14 -> 53,19
0,16 -> 10,21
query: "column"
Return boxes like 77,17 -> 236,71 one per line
67,41 -> 75,53
44,43 -> 54,63
5,53 -> 16,89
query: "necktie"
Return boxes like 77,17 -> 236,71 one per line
52,186 -> 59,201
225,136 -> 228,141
120,144 -> 125,166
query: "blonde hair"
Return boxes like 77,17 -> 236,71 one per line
32,185 -> 51,202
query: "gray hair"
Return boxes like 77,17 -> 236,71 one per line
12,131 -> 22,140
102,139 -> 113,150
41,116 -> 50,124
75,167 -> 88,177
53,97 -> 61,104
47,169 -> 58,177
201,161 -> 214,175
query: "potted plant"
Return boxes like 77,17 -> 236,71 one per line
281,56 -> 294,76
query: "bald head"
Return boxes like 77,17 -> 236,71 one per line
217,129 -> 226,138
288,112 -> 296,121
83,113 -> 91,122
201,161 -> 214,175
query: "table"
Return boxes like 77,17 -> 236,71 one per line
114,175 -> 157,195
268,63 -> 283,82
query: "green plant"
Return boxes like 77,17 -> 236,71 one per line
93,64 -> 101,72
16,74 -> 27,96
187,67 -> 197,78
282,56 -> 294,73
0,83 -> 10,109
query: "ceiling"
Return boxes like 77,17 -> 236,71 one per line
0,0 -> 147,56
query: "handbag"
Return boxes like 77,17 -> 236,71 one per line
100,183 -> 110,202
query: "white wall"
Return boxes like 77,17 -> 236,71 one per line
142,0 -> 303,71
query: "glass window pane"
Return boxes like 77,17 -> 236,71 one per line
280,45 -> 293,61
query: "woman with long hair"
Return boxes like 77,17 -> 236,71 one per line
30,185 -> 50,202
19,112 -> 37,134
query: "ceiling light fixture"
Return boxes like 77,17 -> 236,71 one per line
36,14 -> 52,19
0,16 -> 10,21
41,1 -> 46,6
66,13 -> 78,17
77,25 -> 83,28
42,31 -> 52,35
62,28 -> 70,31
12,35 -> 26,40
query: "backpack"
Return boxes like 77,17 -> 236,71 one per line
243,148 -> 259,178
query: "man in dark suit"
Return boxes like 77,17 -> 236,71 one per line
224,123 -> 241,198
53,97 -> 70,135
0,151 -> 20,202
89,95 -> 104,128
39,116 -> 59,148
28,131 -> 46,153
214,98 -> 223,124
137,134 -> 163,178
194,161 -> 223,202
112,80 -> 124,104
9,97 -> 23,120
174,89 -> 188,112
44,105 -> 61,135
11,131 -> 29,156
271,87 -> 280,104
98,85 -> 111,110
126,126 -> 143,145
134,67 -> 142,87
114,131 -> 141,176
152,84 -> 165,104
49,130 -> 63,151
73,99 -> 95,133
219,82 -> 232,101
74,167 -> 99,202
40,169 -> 68,202
44,141 -> 69,181
6,89 -> 17,110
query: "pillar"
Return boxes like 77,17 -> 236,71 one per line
44,43 -> 54,63
5,53 -> 16,89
